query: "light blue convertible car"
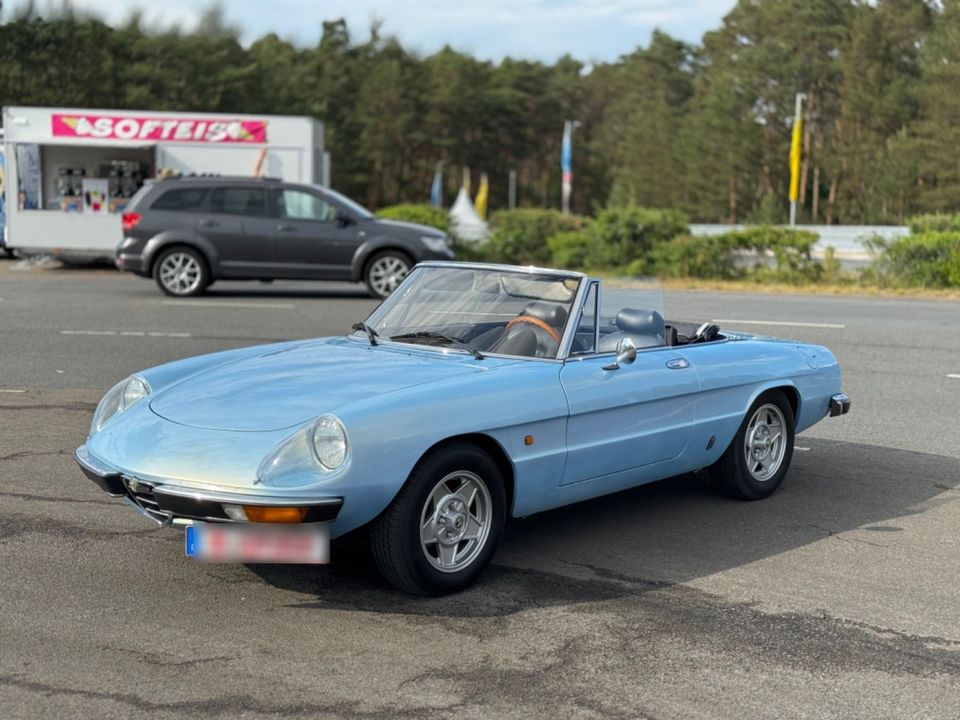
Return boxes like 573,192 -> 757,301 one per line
76,262 -> 849,595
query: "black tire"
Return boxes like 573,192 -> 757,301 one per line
363,250 -> 412,299
153,246 -> 210,297
371,443 -> 506,596
708,390 -> 795,500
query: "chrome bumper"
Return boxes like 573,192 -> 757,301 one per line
829,393 -> 851,417
75,445 -> 343,526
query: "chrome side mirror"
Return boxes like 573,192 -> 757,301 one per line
603,337 -> 637,371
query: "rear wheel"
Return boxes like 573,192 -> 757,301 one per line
371,443 -> 505,595
153,247 -> 209,297
708,390 -> 795,500
364,250 -> 411,299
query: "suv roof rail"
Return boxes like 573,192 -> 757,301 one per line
156,174 -> 285,182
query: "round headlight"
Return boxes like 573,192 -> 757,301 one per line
311,415 -> 348,469
90,376 -> 150,435
122,376 -> 149,408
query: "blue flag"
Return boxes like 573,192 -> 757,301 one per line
430,164 -> 443,207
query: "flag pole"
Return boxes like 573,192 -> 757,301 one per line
788,93 -> 805,227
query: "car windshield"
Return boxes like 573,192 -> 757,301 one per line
359,265 -> 583,359
316,185 -> 374,219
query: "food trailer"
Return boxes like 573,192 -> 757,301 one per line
2,106 -> 326,261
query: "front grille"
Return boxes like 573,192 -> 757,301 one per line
122,477 -> 172,524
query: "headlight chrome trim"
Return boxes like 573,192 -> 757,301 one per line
311,415 -> 349,470
90,375 -> 151,436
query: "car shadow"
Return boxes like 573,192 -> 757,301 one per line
249,437 -> 958,616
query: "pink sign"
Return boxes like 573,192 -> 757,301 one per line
51,113 -> 268,144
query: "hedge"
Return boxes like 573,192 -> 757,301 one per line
867,231 -> 960,288
484,209 -> 587,265
376,204 -> 451,234
650,226 -> 822,283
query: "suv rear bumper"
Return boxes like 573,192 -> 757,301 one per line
116,253 -> 147,274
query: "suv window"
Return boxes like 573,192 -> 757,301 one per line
278,189 -> 334,221
210,187 -> 267,217
151,187 -> 209,212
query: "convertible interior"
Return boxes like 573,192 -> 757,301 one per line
458,302 -> 724,359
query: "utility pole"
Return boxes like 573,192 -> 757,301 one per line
788,93 -> 805,227
508,170 -> 517,210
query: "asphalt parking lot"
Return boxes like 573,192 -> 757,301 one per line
1,259 -> 958,719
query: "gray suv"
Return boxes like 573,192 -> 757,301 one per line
116,177 -> 454,298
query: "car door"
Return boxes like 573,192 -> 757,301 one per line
197,185 -> 273,277
559,350 -> 700,485
271,187 -> 363,280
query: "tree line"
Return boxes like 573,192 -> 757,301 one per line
2,0 -> 959,224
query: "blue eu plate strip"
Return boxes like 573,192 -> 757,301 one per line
185,525 -> 199,557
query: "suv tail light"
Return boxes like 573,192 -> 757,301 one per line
122,212 -> 142,232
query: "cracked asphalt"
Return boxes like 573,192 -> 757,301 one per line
1,259 -> 958,719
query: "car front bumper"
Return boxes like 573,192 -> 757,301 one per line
75,444 -> 343,526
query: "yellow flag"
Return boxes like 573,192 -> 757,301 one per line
789,118 -> 802,202
474,172 -> 489,219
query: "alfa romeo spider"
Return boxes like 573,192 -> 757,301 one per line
76,262 -> 849,595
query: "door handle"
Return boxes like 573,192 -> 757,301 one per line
198,219 -> 218,228
666,358 -> 690,369
277,223 -> 297,232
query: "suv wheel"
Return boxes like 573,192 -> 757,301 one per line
364,250 -> 412,299
154,247 -> 209,297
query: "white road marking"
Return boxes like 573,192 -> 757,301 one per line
795,446 -> 811,452
712,319 -> 846,329
60,330 -> 192,338
162,300 -> 295,310
947,374 -> 960,380
0,389 -> 27,393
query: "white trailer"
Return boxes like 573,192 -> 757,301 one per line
2,106 -> 325,261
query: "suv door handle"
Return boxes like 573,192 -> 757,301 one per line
198,219 -> 218,228
277,223 -> 297,232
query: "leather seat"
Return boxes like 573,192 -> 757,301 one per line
490,301 -> 568,358
598,308 -> 666,352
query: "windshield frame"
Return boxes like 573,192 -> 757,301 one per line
354,261 -> 590,361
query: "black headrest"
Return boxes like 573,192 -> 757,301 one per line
522,301 -> 568,328
615,308 -> 665,335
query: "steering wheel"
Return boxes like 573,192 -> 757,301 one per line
504,316 -> 561,343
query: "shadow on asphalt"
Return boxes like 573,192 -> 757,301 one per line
249,437 -> 958,615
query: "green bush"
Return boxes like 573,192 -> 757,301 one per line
907,213 -> 960,234
651,226 -> 822,284
547,230 -> 594,269
650,234 -> 741,279
485,209 -> 587,265
869,231 -> 960,288
588,207 -> 689,271
376,204 -> 450,234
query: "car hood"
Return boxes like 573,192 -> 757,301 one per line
149,338 -> 495,432
371,217 -> 444,237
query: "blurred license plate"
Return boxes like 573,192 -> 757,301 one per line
185,523 -> 329,564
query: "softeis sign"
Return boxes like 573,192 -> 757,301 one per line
51,113 -> 268,144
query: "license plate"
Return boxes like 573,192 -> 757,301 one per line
185,523 -> 329,564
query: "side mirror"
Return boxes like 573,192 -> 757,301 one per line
335,211 -> 354,227
602,337 -> 637,371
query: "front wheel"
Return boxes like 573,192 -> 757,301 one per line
153,247 -> 209,297
708,390 -> 795,500
363,250 -> 411,299
371,443 -> 505,595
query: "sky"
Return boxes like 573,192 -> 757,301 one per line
14,0 -> 737,63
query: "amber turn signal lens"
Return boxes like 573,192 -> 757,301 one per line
242,506 -> 308,523
524,435 -> 534,446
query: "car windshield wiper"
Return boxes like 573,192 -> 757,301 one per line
389,331 -> 484,360
351,321 -> 379,346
